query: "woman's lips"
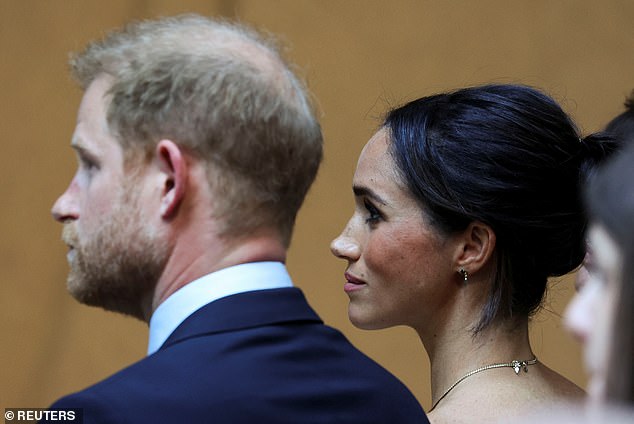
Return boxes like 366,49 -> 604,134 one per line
344,272 -> 367,293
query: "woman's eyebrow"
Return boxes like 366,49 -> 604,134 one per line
353,185 -> 388,206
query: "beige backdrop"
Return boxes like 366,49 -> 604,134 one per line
2,0 -> 633,412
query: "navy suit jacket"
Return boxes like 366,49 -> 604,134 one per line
46,288 -> 429,423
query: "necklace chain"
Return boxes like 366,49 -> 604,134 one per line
429,356 -> 538,412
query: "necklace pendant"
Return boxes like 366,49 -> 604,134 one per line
429,356 -> 537,412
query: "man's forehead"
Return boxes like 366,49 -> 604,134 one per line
69,118 -> 124,162
71,77 -> 118,152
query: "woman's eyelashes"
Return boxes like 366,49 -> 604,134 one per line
363,199 -> 383,224
585,261 -> 609,287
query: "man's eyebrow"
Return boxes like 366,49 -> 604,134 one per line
71,138 -> 93,156
70,137 -> 82,151
70,139 -> 101,165
353,185 -> 388,206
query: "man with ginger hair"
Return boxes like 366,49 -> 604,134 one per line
47,14 -> 428,423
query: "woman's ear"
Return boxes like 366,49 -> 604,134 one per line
155,139 -> 187,219
454,221 -> 496,275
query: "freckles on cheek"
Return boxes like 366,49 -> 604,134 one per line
380,237 -> 439,286
364,240 -> 408,279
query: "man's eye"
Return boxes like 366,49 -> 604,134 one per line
80,156 -> 98,171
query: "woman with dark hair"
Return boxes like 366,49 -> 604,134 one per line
330,84 -> 616,423
566,141 -> 634,407
521,143 -> 634,424
576,89 -> 634,292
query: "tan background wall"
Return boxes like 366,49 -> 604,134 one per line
2,0 -> 633,411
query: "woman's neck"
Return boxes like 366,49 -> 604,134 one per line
420,316 -> 533,407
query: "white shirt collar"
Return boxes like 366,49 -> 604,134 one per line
147,261 -> 293,355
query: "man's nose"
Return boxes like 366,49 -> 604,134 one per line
51,182 -> 79,223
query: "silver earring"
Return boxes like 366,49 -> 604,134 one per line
459,268 -> 468,282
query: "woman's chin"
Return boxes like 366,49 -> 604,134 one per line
348,306 -> 389,330
587,374 -> 607,403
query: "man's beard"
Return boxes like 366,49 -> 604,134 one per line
61,187 -> 168,321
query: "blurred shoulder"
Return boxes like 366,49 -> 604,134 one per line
511,402 -> 634,424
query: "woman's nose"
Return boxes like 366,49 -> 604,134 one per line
563,291 -> 591,344
330,235 -> 360,261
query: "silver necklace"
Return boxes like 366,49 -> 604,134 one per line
429,356 -> 538,412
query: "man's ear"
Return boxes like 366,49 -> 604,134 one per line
454,221 -> 496,275
156,139 -> 187,219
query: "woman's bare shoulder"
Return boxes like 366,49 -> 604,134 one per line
532,362 -> 585,398
427,364 -> 585,424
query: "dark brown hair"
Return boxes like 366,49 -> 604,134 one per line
384,84 -> 618,332
586,142 -> 634,404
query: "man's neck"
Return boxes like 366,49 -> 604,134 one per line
143,231 -> 286,322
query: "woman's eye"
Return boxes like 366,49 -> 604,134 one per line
584,262 -> 610,288
583,260 -> 608,285
364,200 -> 382,224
